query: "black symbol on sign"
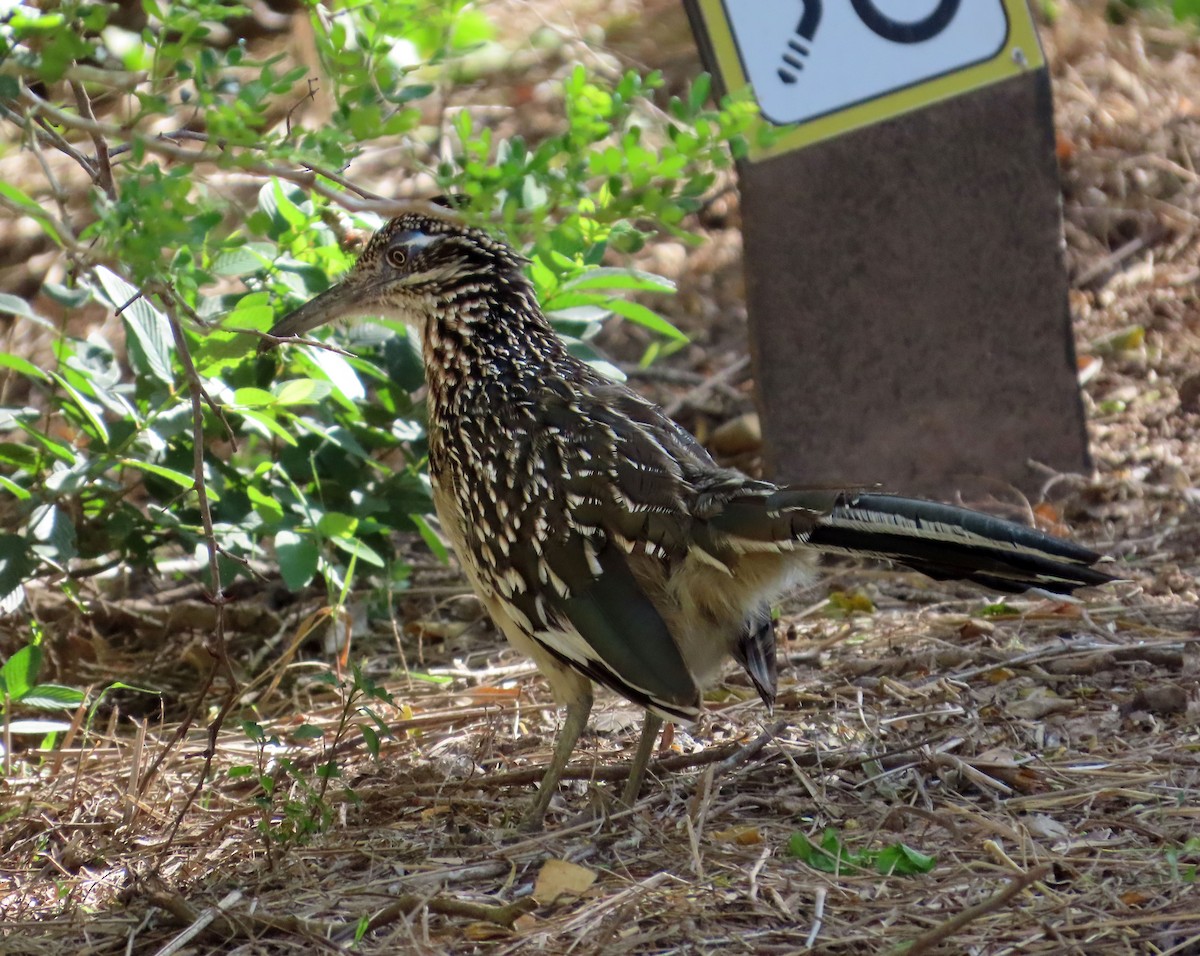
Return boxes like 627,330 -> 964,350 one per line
777,0 -> 822,85
849,0 -> 960,44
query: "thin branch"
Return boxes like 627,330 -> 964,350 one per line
0,99 -> 98,181
251,328 -> 355,355
150,282 -> 237,443
15,83 -> 411,216
136,301 -> 242,860
166,314 -> 225,600
142,882 -> 534,947
0,57 -> 147,89
299,158 -> 388,201
70,80 -> 116,198
0,180 -> 97,262
897,864 -> 1052,956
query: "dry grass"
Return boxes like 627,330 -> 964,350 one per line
3,2 -> 1200,954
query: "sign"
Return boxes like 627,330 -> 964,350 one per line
691,0 -> 1044,158
683,0 -> 1092,499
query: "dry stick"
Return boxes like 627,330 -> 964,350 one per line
1073,226 -> 1167,290
896,864 -> 1051,956
350,895 -> 537,941
15,83 -> 421,217
31,111 -> 98,183
430,740 -> 748,791
663,355 -> 750,418
435,721 -> 786,793
710,718 -> 788,777
494,722 -> 789,854
145,887 -> 339,951
144,883 -> 534,948
0,58 -> 145,89
152,889 -> 245,956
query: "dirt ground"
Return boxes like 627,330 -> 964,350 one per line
2,2 -> 1199,954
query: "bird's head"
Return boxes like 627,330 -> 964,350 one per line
263,205 -> 531,346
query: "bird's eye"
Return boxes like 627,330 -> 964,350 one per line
386,247 -> 408,268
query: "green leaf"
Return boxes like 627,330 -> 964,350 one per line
0,185 -> 63,245
94,268 -> 174,384
21,683 -> 86,709
604,298 -> 687,342
0,536 -> 37,602
43,282 -> 91,309
328,535 -> 385,567
50,373 -> 109,443
302,347 -> 365,403
239,408 -> 298,444
0,476 -> 30,500
273,378 -> 333,406
876,844 -> 937,876
0,352 -> 50,380
241,719 -> 266,743
247,485 -> 284,524
17,424 -> 76,464
232,387 -> 279,408
0,182 -> 44,216
317,513 -> 357,538
7,718 -> 72,736
1,643 -> 42,700
0,443 -> 40,469
449,7 -> 495,47
275,530 -> 319,590
292,723 -> 324,741
528,256 -> 558,297
270,179 -> 310,230
558,267 -> 676,294
120,459 -> 197,491
29,504 -> 77,563
0,293 -> 54,329
410,513 -> 448,563
785,829 -> 864,873
211,242 -> 275,276
360,723 -> 380,758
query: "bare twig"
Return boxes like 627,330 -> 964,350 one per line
70,80 -> 115,198
897,865 -> 1051,956
143,882 -> 534,947
15,83 -> 413,216
663,355 -> 750,418
0,58 -> 147,89
349,894 -> 536,941
443,721 -> 788,793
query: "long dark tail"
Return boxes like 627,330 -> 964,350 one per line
803,492 -> 1116,595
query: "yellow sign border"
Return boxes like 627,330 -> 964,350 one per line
695,0 -> 1046,162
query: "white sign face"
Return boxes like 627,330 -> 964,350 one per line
722,0 -> 1012,126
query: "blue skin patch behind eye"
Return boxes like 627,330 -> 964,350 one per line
391,230 -> 443,252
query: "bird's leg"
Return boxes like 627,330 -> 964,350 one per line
521,689 -> 593,831
620,712 -> 664,806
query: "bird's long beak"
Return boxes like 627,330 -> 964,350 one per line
261,281 -> 362,350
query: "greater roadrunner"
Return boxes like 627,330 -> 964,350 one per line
266,205 -> 1115,829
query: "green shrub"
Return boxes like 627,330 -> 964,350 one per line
0,1 -> 761,610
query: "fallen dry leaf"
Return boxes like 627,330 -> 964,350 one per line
1006,688 -> 1076,720
532,859 -> 597,906
711,826 -> 763,846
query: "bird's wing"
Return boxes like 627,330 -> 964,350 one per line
457,377 -> 703,719
582,382 -> 830,567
